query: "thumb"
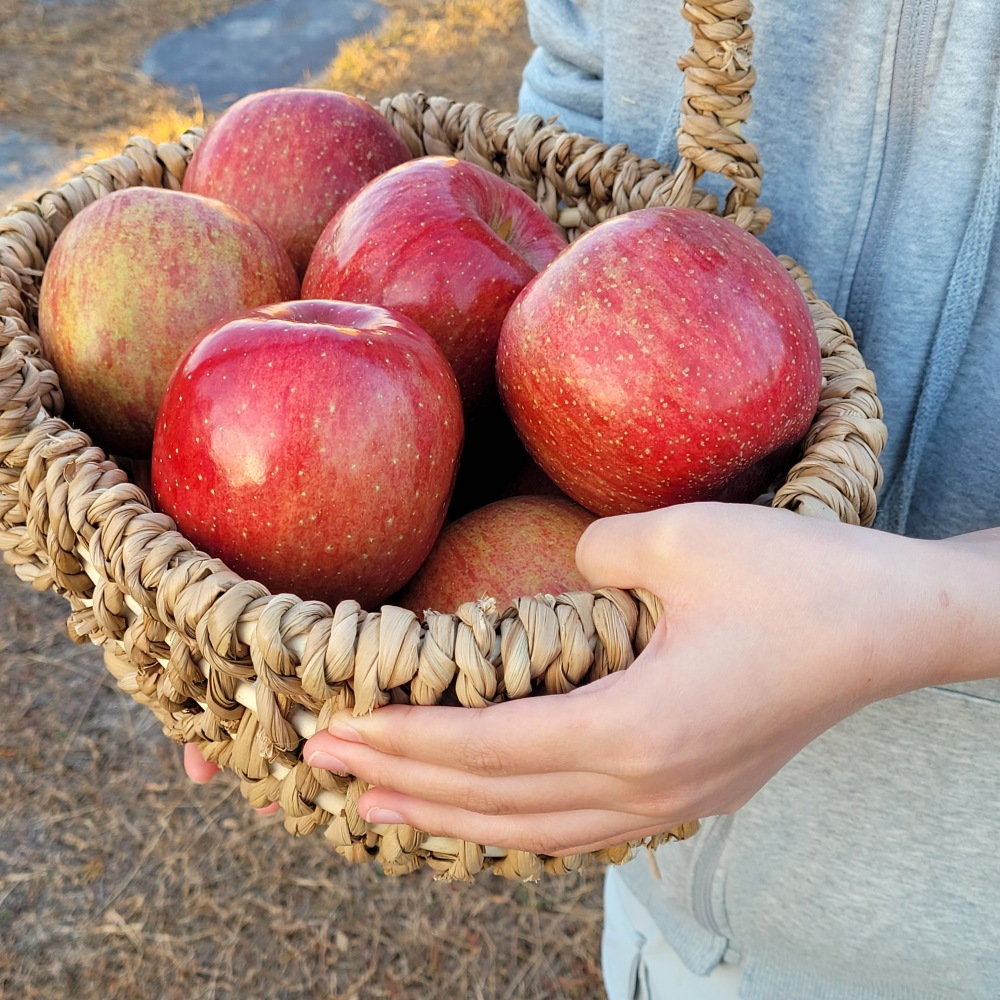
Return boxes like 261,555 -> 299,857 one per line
575,509 -> 667,591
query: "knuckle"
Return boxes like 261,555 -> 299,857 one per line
614,737 -> 664,784
615,751 -> 653,784
464,786 -> 520,818
457,737 -> 510,777
534,831 -> 595,857
502,823 -> 567,857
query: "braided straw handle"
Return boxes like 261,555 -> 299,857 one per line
675,0 -> 768,230
379,0 -> 766,236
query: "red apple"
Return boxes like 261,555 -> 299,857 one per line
183,87 -> 412,278
395,494 -> 597,616
301,155 -> 568,411
38,187 -> 299,457
496,206 -> 823,515
151,299 -> 464,610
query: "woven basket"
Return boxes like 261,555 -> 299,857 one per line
0,0 -> 886,882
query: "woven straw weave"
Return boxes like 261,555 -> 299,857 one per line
0,0 -> 886,882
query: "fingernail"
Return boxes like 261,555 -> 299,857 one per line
366,807 -> 406,826
328,722 -> 364,743
306,750 -> 351,773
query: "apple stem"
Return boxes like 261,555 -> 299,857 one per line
495,215 -> 514,242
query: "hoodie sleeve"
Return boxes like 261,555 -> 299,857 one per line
518,0 -> 605,137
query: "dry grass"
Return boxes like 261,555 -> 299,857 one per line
0,0 -> 234,146
319,0 -> 533,113
0,3 -> 610,999
0,0 -> 533,159
0,569 -> 606,1000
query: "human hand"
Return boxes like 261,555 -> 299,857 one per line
302,501 -> 949,856
182,743 -> 282,816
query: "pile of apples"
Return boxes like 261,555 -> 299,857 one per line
37,88 -> 823,614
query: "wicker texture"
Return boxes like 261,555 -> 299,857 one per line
0,0 -> 887,881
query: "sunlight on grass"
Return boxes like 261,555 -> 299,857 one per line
0,0 -> 532,204
66,0 -> 530,175
84,101 -> 207,164
320,0 -> 527,100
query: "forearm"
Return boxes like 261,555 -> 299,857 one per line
895,527 -> 1000,692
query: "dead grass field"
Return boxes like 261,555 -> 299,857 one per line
0,571 -> 606,1000
0,3 -> 610,999
0,0 -> 535,154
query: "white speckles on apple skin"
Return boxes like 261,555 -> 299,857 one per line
151,300 -> 464,610
182,89 -> 411,277
497,206 -> 822,515
301,155 -> 567,412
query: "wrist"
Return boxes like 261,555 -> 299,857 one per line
871,529 -> 1000,697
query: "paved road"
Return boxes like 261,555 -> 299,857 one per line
1,0 -> 383,210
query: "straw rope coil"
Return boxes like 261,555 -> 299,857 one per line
0,0 -> 887,881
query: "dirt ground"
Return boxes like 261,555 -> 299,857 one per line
0,0 -> 535,158
0,3 -> 611,999
0,575 -> 606,1000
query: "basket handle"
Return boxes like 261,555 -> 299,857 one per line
673,0 -> 770,232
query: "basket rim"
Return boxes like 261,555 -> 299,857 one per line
0,95 -> 887,881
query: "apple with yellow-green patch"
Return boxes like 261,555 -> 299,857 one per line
38,186 -> 298,457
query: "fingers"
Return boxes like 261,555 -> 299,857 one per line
575,509 -> 667,590
298,670 -> 688,855
306,675 -> 627,779
184,741 -> 220,783
307,727 -> 637,817
354,787 -> 675,857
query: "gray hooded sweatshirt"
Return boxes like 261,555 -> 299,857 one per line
519,2 -> 1000,997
